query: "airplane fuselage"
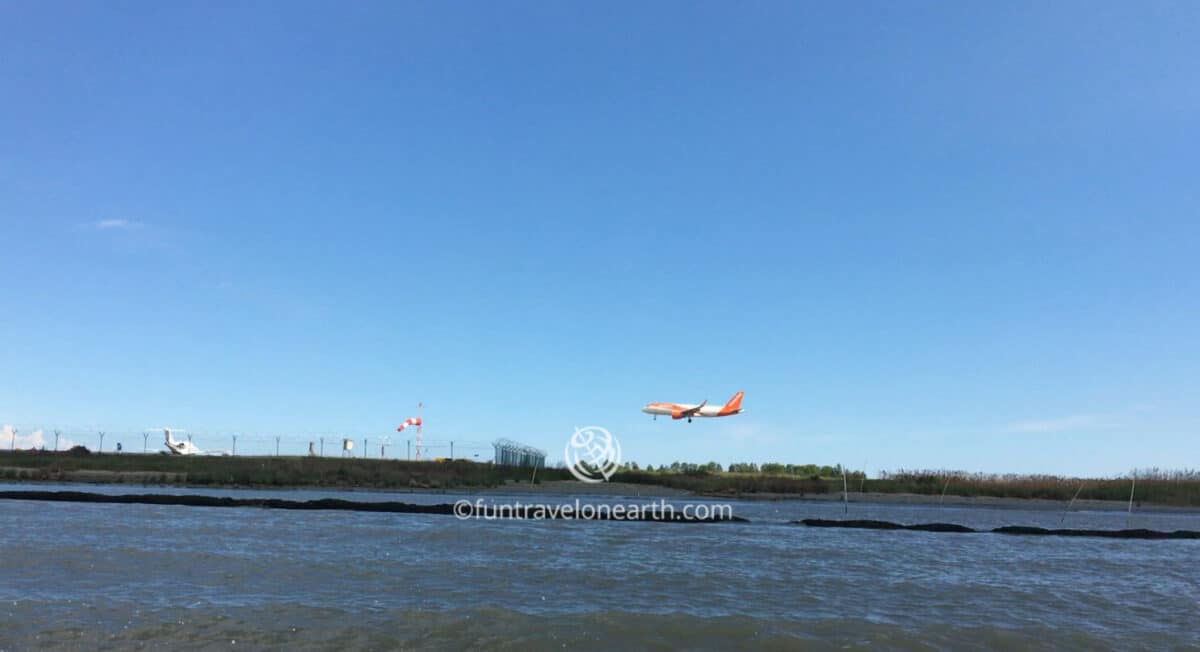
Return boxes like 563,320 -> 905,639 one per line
165,437 -> 202,455
642,403 -> 740,418
642,391 -> 745,421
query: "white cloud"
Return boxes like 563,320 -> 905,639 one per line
1005,414 -> 1118,434
94,218 -> 141,230
1,425 -> 80,451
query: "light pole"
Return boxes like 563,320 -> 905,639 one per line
10,428 -> 16,451
54,430 -> 61,452
275,435 -> 280,457
450,441 -> 454,460
320,437 -> 324,457
232,434 -> 237,456
143,431 -> 149,453
99,431 -> 105,454
407,439 -> 411,460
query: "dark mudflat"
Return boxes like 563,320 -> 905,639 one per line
0,490 -> 746,523
797,519 -> 1200,540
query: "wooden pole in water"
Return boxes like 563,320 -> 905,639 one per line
1127,473 -> 1136,528
940,476 -> 951,508
842,467 -> 849,515
1061,482 -> 1085,525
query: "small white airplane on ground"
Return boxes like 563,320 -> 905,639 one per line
153,428 -> 228,456
642,391 -> 745,422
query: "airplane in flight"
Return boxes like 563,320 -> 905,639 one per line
642,391 -> 745,422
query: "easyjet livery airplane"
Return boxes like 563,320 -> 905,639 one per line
642,391 -> 745,422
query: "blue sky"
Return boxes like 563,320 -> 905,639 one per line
2,1 -> 1197,475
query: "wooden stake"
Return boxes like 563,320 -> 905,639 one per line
1061,482 -> 1085,525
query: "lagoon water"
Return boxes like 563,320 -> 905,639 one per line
2,483 -> 1198,650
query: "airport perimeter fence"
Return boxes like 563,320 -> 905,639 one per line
1,425 -> 499,462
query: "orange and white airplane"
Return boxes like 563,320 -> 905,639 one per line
642,391 -> 745,422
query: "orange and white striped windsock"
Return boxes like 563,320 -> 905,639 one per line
396,417 -> 422,432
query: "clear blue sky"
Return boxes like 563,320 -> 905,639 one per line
2,1 -> 1197,475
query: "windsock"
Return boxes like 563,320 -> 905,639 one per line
397,417 -> 422,432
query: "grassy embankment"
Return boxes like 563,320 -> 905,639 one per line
610,468 -> 1200,507
0,449 -> 571,489
3,451 -> 1198,507
862,469 -> 1200,507
612,470 -> 831,495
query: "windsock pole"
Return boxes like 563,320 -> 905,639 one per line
416,401 -> 423,461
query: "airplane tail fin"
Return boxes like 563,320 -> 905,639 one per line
719,391 -> 744,415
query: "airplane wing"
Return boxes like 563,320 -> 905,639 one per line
679,400 -> 707,417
